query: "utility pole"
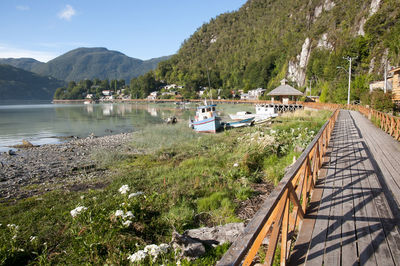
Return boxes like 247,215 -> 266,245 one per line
343,56 -> 357,105
384,59 -> 387,93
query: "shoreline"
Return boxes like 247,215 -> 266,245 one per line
0,132 -> 137,201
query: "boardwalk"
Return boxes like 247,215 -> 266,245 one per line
290,110 -> 400,265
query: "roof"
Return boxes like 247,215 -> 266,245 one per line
389,67 -> 400,73
267,85 -> 304,96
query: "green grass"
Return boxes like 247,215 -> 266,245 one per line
0,109 -> 330,265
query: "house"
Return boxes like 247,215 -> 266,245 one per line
86,94 -> 94,99
147,91 -> 158,100
161,91 -> 178,96
164,84 -> 178,91
389,67 -> 400,103
369,79 -> 393,92
240,93 -> 250,100
267,79 -> 304,104
248,88 -> 266,99
102,90 -> 113,96
240,88 -> 266,100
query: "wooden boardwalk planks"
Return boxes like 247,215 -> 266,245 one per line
290,110 -> 400,265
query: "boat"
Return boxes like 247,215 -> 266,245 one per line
225,117 -> 255,128
189,102 -> 222,133
229,104 -> 278,121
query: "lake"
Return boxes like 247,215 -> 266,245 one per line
0,101 -> 253,152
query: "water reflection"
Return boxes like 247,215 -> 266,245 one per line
0,103 -> 193,152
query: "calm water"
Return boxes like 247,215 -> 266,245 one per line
0,102 -> 195,152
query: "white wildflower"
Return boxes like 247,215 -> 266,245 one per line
115,210 -> 124,217
7,224 -> 18,230
270,129 -> 276,134
159,243 -> 169,253
124,211 -> 134,219
128,250 -> 147,262
119,184 -> 130,194
144,244 -> 161,257
12,235 -> 17,240
177,260 -> 181,266
18,248 -> 24,252
30,236 -> 37,242
233,163 -> 239,167
122,220 -> 132,227
128,191 -> 144,198
70,206 -> 88,218
80,195 -> 85,200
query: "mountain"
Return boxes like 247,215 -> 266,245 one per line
0,64 -> 65,100
155,0 -> 400,103
0,48 -> 170,82
34,48 -> 170,82
0,58 -> 44,72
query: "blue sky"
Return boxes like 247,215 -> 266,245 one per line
0,1 -> 247,62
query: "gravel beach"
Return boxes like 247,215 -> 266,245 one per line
0,133 -> 136,201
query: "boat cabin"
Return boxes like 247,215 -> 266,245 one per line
255,104 -> 276,115
196,104 -> 217,121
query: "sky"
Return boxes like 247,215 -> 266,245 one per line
0,1 -> 247,62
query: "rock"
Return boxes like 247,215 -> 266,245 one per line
171,223 -> 245,260
184,223 -> 245,245
165,116 -> 178,124
171,231 -> 206,259
8,150 -> 16,156
22,140 -> 34,147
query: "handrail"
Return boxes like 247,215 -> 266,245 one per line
217,109 -> 340,266
352,105 -> 400,141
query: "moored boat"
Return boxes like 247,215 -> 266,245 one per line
189,103 -> 222,133
225,117 -> 255,128
229,104 -> 278,121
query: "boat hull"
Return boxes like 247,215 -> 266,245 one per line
192,116 -> 222,133
226,117 -> 255,128
229,113 -> 278,121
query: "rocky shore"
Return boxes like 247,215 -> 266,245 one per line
0,133 -> 137,201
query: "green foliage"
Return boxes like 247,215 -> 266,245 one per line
53,78 -> 126,100
129,71 -> 163,98
369,89 -> 395,112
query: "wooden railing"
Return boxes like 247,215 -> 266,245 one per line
354,105 -> 400,141
217,109 -> 340,266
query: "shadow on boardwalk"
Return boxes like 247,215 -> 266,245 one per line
290,110 -> 400,266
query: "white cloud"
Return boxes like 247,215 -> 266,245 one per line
16,5 -> 30,11
0,44 -> 57,62
58,5 -> 76,21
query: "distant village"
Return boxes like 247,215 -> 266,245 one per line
81,66 -> 400,105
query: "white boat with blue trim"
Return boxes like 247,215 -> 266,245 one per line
189,102 -> 222,133
229,104 -> 278,121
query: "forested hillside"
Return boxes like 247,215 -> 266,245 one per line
0,58 -> 44,72
0,64 -> 65,100
0,48 -> 170,82
154,0 -> 400,103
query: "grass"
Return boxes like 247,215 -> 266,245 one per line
0,108 -> 331,265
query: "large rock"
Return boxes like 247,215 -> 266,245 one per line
185,223 -> 245,245
171,223 -> 245,259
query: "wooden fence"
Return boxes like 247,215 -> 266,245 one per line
217,109 -> 340,266
355,106 -> 400,141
